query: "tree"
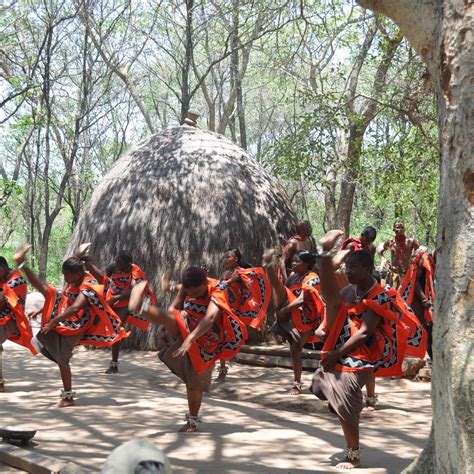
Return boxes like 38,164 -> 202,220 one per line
357,1 -> 473,472
267,10 -> 432,237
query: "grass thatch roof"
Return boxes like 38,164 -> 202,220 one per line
67,126 -> 298,349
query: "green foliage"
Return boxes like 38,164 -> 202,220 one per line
0,0 -> 441,276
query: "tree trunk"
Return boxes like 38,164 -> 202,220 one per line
358,1 -> 474,472
336,127 -> 364,234
324,168 -> 337,229
180,0 -> 194,123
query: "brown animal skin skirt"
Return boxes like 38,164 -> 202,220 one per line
311,367 -> 372,427
159,335 -> 214,392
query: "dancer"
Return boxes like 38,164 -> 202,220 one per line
340,226 -> 377,256
0,257 -> 28,306
14,244 -> 127,407
310,230 -> 417,469
266,250 -> 324,395
80,250 -> 156,374
399,249 -> 435,359
0,256 -> 36,391
216,248 -> 271,382
129,266 -> 247,432
380,221 -> 419,288
281,220 -> 314,280
363,267 -> 428,413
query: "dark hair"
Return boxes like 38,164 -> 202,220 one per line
105,263 -> 117,276
181,266 -> 207,288
0,256 -> 8,268
225,248 -> 252,269
116,250 -> 133,264
346,250 -> 374,269
296,250 -> 317,267
296,220 -> 311,232
393,220 -> 404,228
62,257 -> 85,274
361,226 -> 377,242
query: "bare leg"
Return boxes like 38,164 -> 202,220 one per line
289,331 -> 311,395
129,282 -> 180,338
0,345 -> 4,392
318,231 -> 344,328
105,340 -> 121,374
365,373 -> 376,397
337,419 -> 361,469
263,249 -> 287,306
362,373 -> 377,413
314,320 -> 327,341
161,272 -> 181,293
75,242 -> 91,258
13,245 -> 49,297
161,272 -> 171,292
111,341 -> 121,363
332,248 -> 351,270
289,342 -> 303,394
178,386 -> 203,433
143,307 -> 180,338
22,265 -> 49,297
187,386 -> 203,417
216,360 -> 228,382
54,364 -> 75,408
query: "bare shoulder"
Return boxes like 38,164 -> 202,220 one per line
283,238 -> 297,252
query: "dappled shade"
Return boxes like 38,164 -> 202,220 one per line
67,125 -> 297,349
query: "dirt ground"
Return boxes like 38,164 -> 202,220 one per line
0,293 -> 432,473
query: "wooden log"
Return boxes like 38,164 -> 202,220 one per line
0,442 -> 83,474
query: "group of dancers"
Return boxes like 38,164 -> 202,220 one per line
0,219 -> 435,469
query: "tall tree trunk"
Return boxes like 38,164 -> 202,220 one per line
180,0 -> 194,123
336,127 -> 364,234
324,168 -> 337,229
39,22 -> 53,281
358,1 -> 473,472
232,0 -> 247,149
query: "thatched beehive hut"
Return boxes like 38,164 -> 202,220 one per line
67,125 -> 298,349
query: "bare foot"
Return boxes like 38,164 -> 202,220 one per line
13,244 -> 32,265
335,459 -> 361,469
216,366 -> 228,382
361,406 -> 375,414
178,416 -> 200,433
178,422 -> 198,433
262,248 -> 278,267
129,281 -> 148,312
289,387 -> 301,395
105,363 -> 119,374
335,448 -> 361,469
75,242 -> 91,258
314,326 -> 326,341
332,248 -> 352,269
53,398 -> 75,408
161,272 -> 171,293
318,230 -> 344,252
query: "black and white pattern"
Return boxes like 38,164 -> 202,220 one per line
198,314 -> 245,363
305,276 -> 320,287
400,282 -> 411,302
183,300 -> 208,315
0,306 -> 13,322
6,276 -> 27,290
